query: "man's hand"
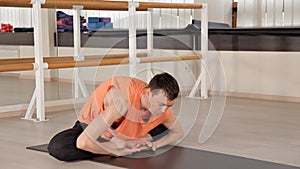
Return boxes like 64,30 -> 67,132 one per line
113,147 -> 141,157
137,141 -> 157,151
125,139 -> 157,151
108,136 -> 141,156
108,129 -> 156,153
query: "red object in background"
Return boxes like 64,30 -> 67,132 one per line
1,23 -> 13,32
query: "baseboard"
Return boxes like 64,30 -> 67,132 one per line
221,91 -> 300,103
183,89 -> 300,103
0,72 -> 20,77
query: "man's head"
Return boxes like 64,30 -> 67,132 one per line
147,72 -> 180,115
148,72 -> 180,100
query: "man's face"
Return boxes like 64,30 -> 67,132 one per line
148,89 -> 176,116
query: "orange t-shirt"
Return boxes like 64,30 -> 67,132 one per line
78,76 -> 173,139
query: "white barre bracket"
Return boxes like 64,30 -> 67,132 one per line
188,3 -> 208,99
128,57 -> 141,64
30,0 -> 45,4
43,62 -> 49,69
23,0 -> 47,122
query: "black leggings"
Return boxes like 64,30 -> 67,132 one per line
47,121 -> 168,161
47,121 -> 99,161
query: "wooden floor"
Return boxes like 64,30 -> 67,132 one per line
0,76 -> 300,169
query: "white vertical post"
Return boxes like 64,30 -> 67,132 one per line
73,6 -> 81,98
190,9 -> 193,26
32,0 -> 46,121
189,4 -> 208,99
282,11 -> 285,26
264,0 -> 268,27
200,4 -> 208,99
159,9 -> 162,29
73,6 -> 83,61
128,1 -> 139,77
282,0 -> 285,26
273,0 -> 276,26
73,5 -> 88,98
176,9 -> 180,29
291,0 -> 294,26
147,8 -> 154,81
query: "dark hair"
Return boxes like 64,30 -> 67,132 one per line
148,72 -> 180,100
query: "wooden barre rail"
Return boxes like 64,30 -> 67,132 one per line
0,53 -> 147,65
0,0 -> 203,10
0,63 -> 34,72
0,56 -> 74,65
0,55 -> 201,72
47,55 -> 202,69
138,2 -> 202,9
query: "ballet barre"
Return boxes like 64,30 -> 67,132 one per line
0,55 -> 201,72
0,53 -> 148,65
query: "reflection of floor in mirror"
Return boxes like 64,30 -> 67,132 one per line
0,76 -> 96,106
0,77 -> 299,169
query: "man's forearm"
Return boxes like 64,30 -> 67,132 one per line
84,114 -> 109,140
152,129 -> 183,150
95,139 -> 141,156
78,132 -> 140,156
151,117 -> 184,150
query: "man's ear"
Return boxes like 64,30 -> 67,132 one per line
146,88 -> 151,97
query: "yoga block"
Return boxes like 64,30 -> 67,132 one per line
104,22 -> 113,29
99,17 -> 111,22
96,22 -> 105,28
88,17 -> 100,23
88,23 -> 97,29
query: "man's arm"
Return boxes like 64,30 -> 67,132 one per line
76,87 -> 135,155
147,116 -> 184,151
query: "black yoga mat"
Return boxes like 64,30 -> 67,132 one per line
27,144 -> 300,169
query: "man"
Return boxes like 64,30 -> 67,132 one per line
48,72 -> 183,161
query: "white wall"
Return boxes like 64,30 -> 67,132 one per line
219,51 -> 300,98
187,1 -> 300,99
237,0 -> 300,27
194,0 -> 300,28
194,0 -> 232,26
